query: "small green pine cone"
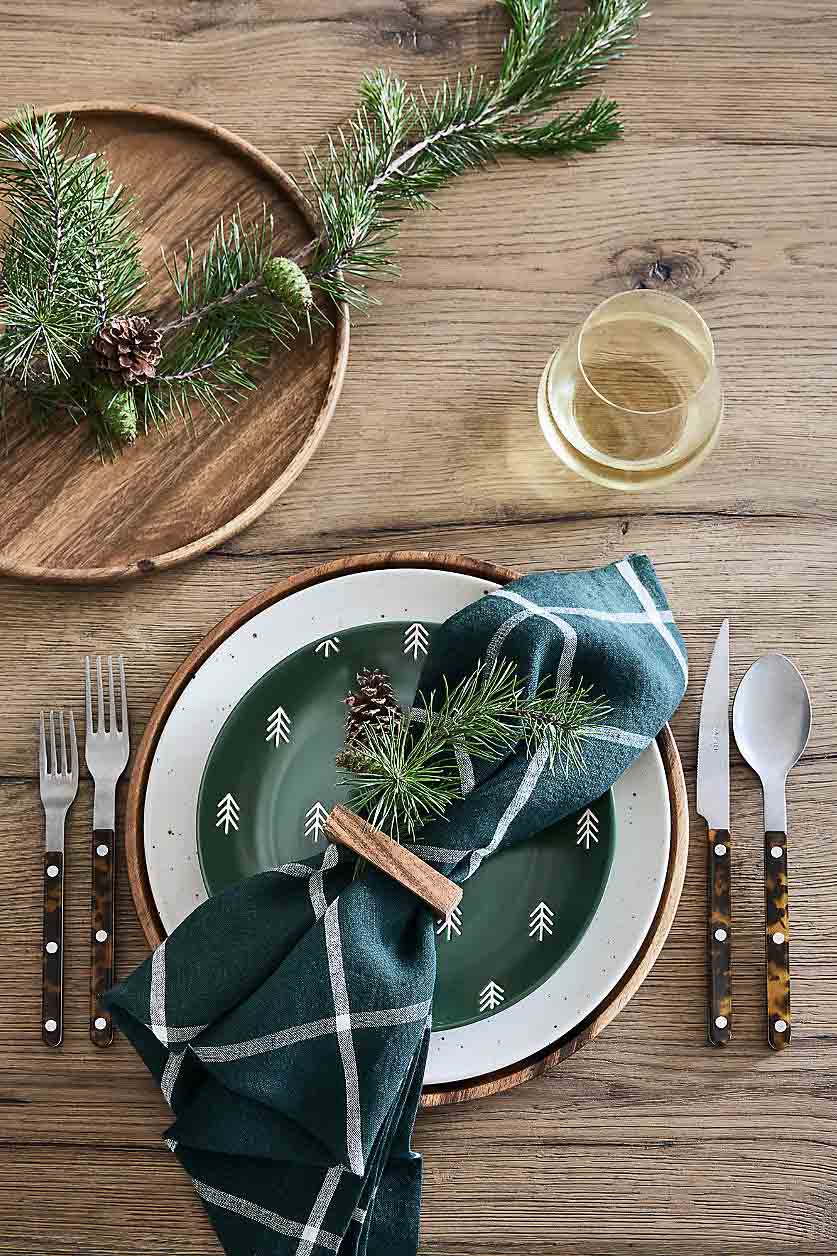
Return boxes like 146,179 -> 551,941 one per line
262,256 -> 313,309
93,383 -> 139,444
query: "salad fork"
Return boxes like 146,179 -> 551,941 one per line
39,709 -> 79,1048
85,656 -> 130,1047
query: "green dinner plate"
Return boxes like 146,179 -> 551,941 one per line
197,621 -> 615,1032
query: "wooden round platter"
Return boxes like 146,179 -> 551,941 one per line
0,104 -> 349,583
125,551 -> 689,1107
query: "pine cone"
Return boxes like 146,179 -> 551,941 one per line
93,383 -> 138,444
92,315 -> 162,387
262,256 -> 313,310
337,667 -> 401,768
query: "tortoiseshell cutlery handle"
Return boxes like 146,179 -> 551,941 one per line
765,830 -> 790,1050
42,851 -> 64,1047
707,826 -> 732,1046
90,829 -> 115,1047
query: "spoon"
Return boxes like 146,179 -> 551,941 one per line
733,654 -> 812,1050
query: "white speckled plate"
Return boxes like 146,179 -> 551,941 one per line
142,567 -> 670,1086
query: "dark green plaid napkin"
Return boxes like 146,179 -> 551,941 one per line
108,554 -> 687,1256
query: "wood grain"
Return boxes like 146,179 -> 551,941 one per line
325,803 -> 463,918
0,104 -> 349,583
1,0 -> 836,1252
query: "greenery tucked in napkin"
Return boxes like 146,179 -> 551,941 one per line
108,555 -> 687,1256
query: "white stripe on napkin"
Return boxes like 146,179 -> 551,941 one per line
192,1179 -> 341,1252
617,558 -> 688,683
296,1166 -> 344,1256
324,900 -> 365,1176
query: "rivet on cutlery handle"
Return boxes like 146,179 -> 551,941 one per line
42,851 -> 64,1047
707,827 -> 732,1046
90,829 -> 115,1046
765,831 -> 790,1050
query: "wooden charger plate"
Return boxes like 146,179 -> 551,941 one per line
126,551 -> 689,1106
0,103 -> 349,583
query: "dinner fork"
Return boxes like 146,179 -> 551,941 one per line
85,656 -> 130,1047
39,709 -> 79,1048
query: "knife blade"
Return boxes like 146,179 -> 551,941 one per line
697,619 -> 732,1046
698,619 -> 730,830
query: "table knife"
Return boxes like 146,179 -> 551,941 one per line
697,619 -> 732,1046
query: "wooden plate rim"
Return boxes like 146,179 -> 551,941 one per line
0,101 -> 350,584
124,549 -> 688,1105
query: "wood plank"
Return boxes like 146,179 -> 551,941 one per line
0,516 -> 835,775
1,1118 -> 837,1256
0,2 -> 834,148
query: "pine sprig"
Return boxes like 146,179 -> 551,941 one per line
128,209 -> 306,434
419,657 -> 523,762
0,109 -> 143,385
497,96 -> 621,156
518,675 -> 611,770
339,658 -> 610,840
135,324 -> 263,433
84,159 -> 145,322
305,0 -> 646,313
344,718 -> 462,841
159,208 -> 282,334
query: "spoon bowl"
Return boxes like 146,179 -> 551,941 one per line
733,654 -> 811,829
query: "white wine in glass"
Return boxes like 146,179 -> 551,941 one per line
538,290 -> 723,490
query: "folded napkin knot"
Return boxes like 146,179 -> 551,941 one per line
109,554 -> 686,1256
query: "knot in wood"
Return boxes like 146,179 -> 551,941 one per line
609,238 -> 739,300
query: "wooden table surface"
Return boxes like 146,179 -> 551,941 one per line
1,2 -> 836,1252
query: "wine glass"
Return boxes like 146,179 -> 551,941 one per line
537,290 -> 723,491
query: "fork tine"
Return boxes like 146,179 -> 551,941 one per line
58,709 -> 68,776
96,656 -> 105,733
119,656 -> 127,737
38,711 -> 47,779
49,711 -> 58,777
68,710 -> 78,782
85,656 -> 93,735
107,656 -> 116,734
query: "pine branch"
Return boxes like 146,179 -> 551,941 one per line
305,0 -> 646,312
518,677 -> 611,771
135,323 -> 263,431
0,0 -> 644,446
154,341 -> 233,383
84,164 -> 145,319
122,0 -> 643,398
339,658 -> 610,840
344,718 -> 461,842
419,657 -> 523,761
496,96 -> 622,156
157,207 -> 276,334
